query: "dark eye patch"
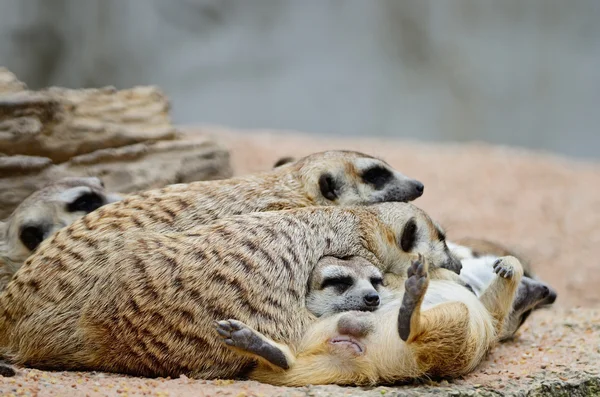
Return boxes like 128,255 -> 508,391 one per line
19,225 -> 45,251
67,192 -> 105,213
400,218 -> 417,252
370,277 -> 383,287
436,227 -> 446,242
318,173 -> 339,201
361,166 -> 393,190
321,276 -> 354,293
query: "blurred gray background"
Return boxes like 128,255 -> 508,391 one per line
1,0 -> 599,159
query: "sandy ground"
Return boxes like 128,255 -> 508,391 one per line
1,127 -> 599,396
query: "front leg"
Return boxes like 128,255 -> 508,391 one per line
214,320 -> 295,370
398,255 -> 430,343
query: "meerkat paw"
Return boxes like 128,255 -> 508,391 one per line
214,319 -> 290,370
405,255 -> 429,299
398,255 -> 430,342
493,257 -> 515,279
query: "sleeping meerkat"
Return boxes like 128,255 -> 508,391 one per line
0,203 -> 460,379
306,256 -> 394,317
447,239 -> 557,341
0,177 -> 121,291
73,150 -> 429,236
215,255 -> 523,386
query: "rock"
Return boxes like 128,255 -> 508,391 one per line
0,68 -> 232,218
45,136 -> 232,194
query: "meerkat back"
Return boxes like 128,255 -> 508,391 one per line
68,150 -> 426,236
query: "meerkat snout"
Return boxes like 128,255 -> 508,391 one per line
363,291 -> 380,307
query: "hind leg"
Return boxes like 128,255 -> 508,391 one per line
214,320 -> 295,370
479,256 -> 524,335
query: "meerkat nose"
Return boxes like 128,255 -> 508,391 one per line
413,181 -> 424,194
545,287 -> 557,304
363,292 -> 380,307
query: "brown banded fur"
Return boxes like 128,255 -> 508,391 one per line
0,203 -> 458,379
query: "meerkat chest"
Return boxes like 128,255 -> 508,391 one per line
421,280 -> 482,311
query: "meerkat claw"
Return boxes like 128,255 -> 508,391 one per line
493,258 -> 514,279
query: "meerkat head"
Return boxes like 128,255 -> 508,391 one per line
306,256 -> 395,317
366,202 -> 462,275
274,151 -> 425,205
500,276 -> 556,341
0,177 -> 122,263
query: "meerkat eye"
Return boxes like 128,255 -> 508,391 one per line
361,166 -> 393,190
400,218 -> 417,252
321,276 -> 354,293
370,277 -> 384,287
67,192 -> 105,213
19,225 -> 45,251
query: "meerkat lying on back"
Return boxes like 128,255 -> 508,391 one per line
0,202 -> 460,379
215,255 -> 524,386
307,244 -> 556,342
448,239 -> 557,340
0,177 -> 121,291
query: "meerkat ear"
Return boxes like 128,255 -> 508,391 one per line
400,218 -> 417,252
19,225 -> 46,251
319,173 -> 339,201
273,156 -> 296,169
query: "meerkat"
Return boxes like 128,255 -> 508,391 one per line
0,177 -> 121,292
0,202 -> 461,379
306,256 -> 394,317
215,255 -> 524,386
306,245 -> 556,342
447,239 -> 557,340
70,150 -> 431,238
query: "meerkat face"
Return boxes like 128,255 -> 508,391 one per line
370,203 -> 462,275
1,177 -> 122,262
277,151 -> 425,205
306,256 -> 394,317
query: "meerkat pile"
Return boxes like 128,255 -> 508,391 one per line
0,150 -> 557,386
